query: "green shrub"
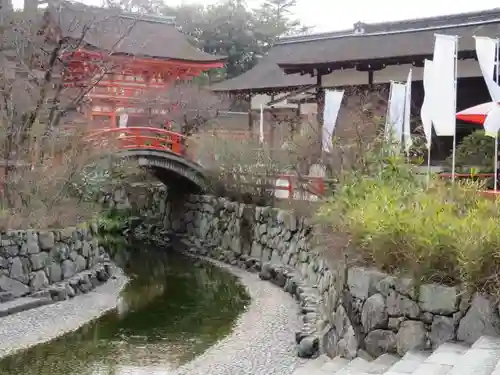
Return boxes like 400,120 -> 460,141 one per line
448,130 -> 496,172
318,153 -> 500,294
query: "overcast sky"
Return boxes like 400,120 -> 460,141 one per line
153,0 -> 500,32
18,0 -> 500,32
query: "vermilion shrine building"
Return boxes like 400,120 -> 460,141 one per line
43,2 -> 225,129
214,8 -> 500,161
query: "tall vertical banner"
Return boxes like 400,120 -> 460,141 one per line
474,36 -> 500,102
421,59 -> 434,148
475,37 -> 500,190
432,34 -> 458,182
384,81 -> 406,147
322,89 -> 344,152
431,34 -> 458,137
403,69 -> 413,154
421,60 -> 435,187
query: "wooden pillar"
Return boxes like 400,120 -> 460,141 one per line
269,110 -> 275,150
247,93 -> 253,139
316,73 -> 325,158
110,108 -> 117,129
368,71 -> 374,87
291,103 -> 301,139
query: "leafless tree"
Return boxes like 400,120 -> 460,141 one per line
0,4 -> 140,228
130,82 -> 230,136
191,85 -> 395,207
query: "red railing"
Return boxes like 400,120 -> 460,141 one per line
84,128 -> 331,200
274,174 -> 327,200
85,127 -> 188,156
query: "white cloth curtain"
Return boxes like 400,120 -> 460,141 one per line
384,81 -> 406,144
421,59 -> 434,148
322,89 -> 344,152
431,34 -> 458,136
403,69 -> 413,153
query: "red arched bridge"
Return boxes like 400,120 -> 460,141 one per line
85,126 -> 329,199
85,127 -> 209,192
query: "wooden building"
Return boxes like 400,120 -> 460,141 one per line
211,45 -> 317,145
276,9 -> 500,160
44,2 -> 225,129
214,8 -> 500,160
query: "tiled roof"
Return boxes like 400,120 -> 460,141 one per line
47,2 -> 225,63
210,45 -> 315,93
277,8 -> 500,72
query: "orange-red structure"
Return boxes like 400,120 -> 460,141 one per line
85,127 -> 188,156
46,2 -> 225,129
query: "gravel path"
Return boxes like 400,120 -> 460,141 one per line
175,257 -> 307,375
0,259 -> 306,375
0,269 -> 129,359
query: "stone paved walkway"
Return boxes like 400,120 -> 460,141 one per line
175,258 -> 307,375
0,269 -> 128,359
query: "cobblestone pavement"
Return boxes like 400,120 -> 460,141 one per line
176,258 -> 307,375
0,269 -> 129,359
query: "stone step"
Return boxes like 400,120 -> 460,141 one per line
319,356 -> 351,373
412,342 -> 469,375
364,354 -> 400,373
383,350 -> 432,375
333,358 -> 373,375
490,358 -> 500,375
0,296 -> 54,317
292,355 -> 331,375
333,354 -> 400,375
447,336 -> 500,375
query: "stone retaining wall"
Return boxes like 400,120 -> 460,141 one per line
162,194 -> 500,359
0,226 -> 114,305
0,183 -> 162,309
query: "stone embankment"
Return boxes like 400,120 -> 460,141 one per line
0,226 -> 114,315
158,193 -> 500,360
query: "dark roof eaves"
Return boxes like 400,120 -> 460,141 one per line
278,50 -> 478,72
211,84 -> 313,94
277,15 -> 500,45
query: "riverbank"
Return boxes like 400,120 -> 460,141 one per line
176,257 -> 306,375
0,267 -> 129,359
0,253 -> 305,375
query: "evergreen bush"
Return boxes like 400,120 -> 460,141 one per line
317,152 -> 500,294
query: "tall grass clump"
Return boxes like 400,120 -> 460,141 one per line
318,152 -> 500,294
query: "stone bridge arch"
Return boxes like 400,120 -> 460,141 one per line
115,149 -> 209,193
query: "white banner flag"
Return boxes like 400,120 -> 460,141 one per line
403,69 -> 413,153
322,89 -> 344,152
421,60 -> 434,148
474,36 -> 500,102
431,34 -> 458,136
384,81 -> 406,144
484,104 -> 500,137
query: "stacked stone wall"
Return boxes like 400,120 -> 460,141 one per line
162,193 -> 500,359
0,226 -> 113,304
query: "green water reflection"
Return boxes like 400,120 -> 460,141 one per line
0,245 -> 249,375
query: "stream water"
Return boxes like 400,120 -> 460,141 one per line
0,244 -> 249,375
